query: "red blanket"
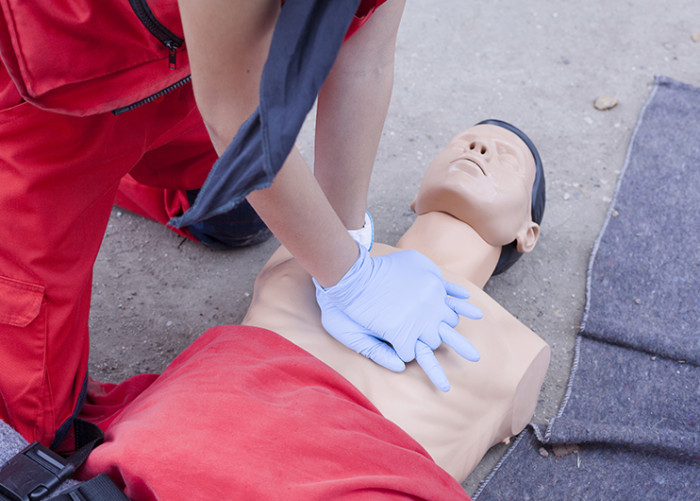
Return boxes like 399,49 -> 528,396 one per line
80,326 -> 469,500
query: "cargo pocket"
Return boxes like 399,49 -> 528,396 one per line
0,275 -> 45,327
0,274 -> 49,442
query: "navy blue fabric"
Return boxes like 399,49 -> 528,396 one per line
474,76 -> 700,501
185,190 -> 271,249
171,0 -> 361,228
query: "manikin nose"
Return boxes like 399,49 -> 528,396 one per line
467,140 -> 492,161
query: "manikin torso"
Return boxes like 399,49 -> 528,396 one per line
242,227 -> 549,481
243,123 -> 550,481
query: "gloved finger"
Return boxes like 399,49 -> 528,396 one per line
358,337 -> 406,373
437,302 -> 461,328
445,296 -> 484,320
316,289 -> 406,372
443,279 -> 471,299
438,323 -> 481,362
394,340 -> 418,363
418,325 -> 443,351
415,341 -> 450,392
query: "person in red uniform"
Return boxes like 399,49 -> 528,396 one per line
1,0 -> 481,456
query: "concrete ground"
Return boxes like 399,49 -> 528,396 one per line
88,1 -> 700,496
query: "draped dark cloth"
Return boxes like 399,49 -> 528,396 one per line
171,0 -> 361,228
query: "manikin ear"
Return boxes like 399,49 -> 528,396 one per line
409,198 -> 417,213
515,222 -> 540,253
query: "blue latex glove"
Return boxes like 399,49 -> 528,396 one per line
315,289 -> 406,372
316,294 -> 468,390
314,244 -> 483,390
320,212 -> 408,372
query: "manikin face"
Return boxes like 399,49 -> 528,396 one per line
412,124 -> 538,249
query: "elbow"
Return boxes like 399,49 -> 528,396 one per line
194,98 -> 248,156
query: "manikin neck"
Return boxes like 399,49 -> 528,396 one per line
396,211 -> 501,289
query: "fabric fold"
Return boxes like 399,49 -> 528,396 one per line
170,0 -> 361,228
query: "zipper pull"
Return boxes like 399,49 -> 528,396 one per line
165,41 -> 178,70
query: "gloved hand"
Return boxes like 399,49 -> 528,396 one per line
315,289 -> 406,372
314,244 -> 483,390
316,295 -> 473,390
322,212 -> 407,372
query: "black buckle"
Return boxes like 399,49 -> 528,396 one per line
0,442 -> 75,501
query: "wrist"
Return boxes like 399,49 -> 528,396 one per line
313,242 -> 370,302
347,212 -> 374,251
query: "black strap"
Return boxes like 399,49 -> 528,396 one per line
0,420 -> 128,501
52,475 -> 128,501
64,419 -> 103,473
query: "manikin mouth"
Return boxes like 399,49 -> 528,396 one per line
451,156 -> 486,176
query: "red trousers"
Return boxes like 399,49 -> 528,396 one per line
79,326 -> 470,500
0,4 -> 469,497
0,0 -> 390,458
0,63 -> 215,446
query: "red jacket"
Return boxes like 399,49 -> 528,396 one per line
0,0 -> 385,116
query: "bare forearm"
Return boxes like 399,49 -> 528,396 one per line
314,0 -> 406,230
247,149 -> 359,288
179,0 -> 374,287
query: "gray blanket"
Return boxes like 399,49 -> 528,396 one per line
474,76 -> 700,500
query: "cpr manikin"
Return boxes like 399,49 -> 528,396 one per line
242,121 -> 550,482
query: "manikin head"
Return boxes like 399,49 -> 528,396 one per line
411,120 -> 545,274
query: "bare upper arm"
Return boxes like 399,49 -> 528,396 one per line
176,0 -> 279,152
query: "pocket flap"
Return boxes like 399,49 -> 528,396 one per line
0,275 -> 45,327
0,0 -> 190,115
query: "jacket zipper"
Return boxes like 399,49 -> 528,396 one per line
112,75 -> 191,115
128,0 -> 184,70
114,0 -> 189,114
